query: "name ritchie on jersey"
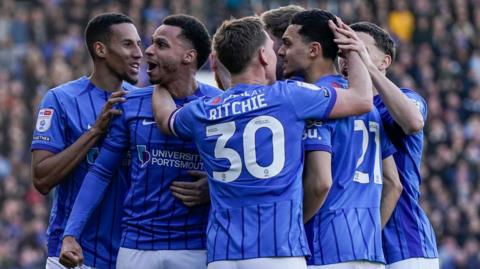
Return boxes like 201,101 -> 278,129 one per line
208,93 -> 267,120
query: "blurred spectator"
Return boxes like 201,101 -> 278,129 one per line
0,0 -> 479,268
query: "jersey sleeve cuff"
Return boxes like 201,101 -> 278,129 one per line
304,144 -> 332,153
168,108 -> 182,137
62,231 -> 80,241
30,144 -> 63,154
322,87 -> 337,119
382,147 -> 397,160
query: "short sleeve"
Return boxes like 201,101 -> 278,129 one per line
380,121 -> 396,159
285,80 -> 337,120
31,90 -> 67,153
404,90 -> 428,122
303,120 -> 334,153
170,103 -> 196,140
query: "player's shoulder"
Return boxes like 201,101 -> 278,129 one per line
49,76 -> 90,97
124,85 -> 153,100
400,87 -> 424,99
400,87 -> 427,105
285,79 -> 323,91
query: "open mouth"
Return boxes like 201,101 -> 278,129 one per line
147,61 -> 158,71
130,63 -> 140,72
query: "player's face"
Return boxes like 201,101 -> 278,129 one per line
104,23 -> 142,84
278,25 -> 310,78
145,25 -> 192,84
266,29 -> 284,80
338,32 -> 386,77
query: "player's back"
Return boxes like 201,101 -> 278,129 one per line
376,88 -> 438,263
171,80 -> 338,262
31,76 -> 131,268
303,75 -> 395,266
106,83 -> 220,251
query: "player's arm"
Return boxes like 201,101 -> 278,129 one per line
380,156 -> 402,228
333,23 -> 423,134
328,20 -> 372,118
368,70 -> 423,134
303,151 -> 332,223
31,90 -> 126,194
152,85 -> 177,136
60,145 -> 123,268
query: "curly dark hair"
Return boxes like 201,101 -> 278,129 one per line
163,14 -> 212,69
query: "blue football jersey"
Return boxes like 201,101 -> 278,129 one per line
170,80 -> 338,263
63,82 -> 221,252
376,89 -> 438,264
31,76 -> 131,269
303,75 -> 396,265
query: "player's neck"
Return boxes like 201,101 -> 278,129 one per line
304,60 -> 336,84
89,66 -> 123,92
230,66 -> 270,87
164,75 -> 198,99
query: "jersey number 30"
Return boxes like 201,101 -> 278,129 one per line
206,116 -> 285,182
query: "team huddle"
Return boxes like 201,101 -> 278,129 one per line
31,5 -> 438,269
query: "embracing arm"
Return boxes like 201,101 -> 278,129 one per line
152,85 -> 177,136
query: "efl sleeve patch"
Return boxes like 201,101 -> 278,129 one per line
35,108 -> 54,132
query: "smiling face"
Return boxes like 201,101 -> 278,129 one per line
278,24 -> 310,78
103,23 -> 142,84
145,25 -> 193,84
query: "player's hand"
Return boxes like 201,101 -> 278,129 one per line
92,90 -> 126,135
59,236 -> 84,268
170,170 -> 210,207
329,19 -> 374,68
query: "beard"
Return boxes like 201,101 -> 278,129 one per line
148,61 -> 178,85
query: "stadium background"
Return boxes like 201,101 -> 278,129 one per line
0,0 -> 479,268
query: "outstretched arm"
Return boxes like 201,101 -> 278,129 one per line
59,147 -> 123,267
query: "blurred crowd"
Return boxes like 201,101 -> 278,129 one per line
0,0 -> 479,268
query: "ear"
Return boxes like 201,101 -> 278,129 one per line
259,47 -> 268,66
182,49 -> 197,65
379,54 -> 392,71
309,42 -> 322,58
94,42 -> 107,59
